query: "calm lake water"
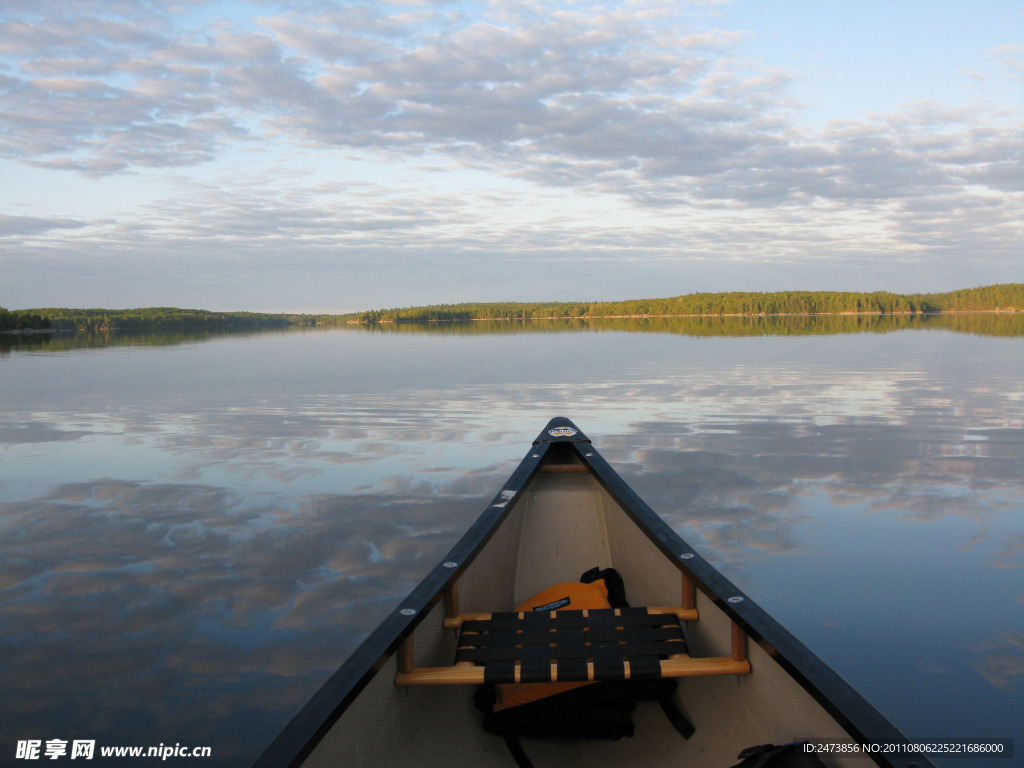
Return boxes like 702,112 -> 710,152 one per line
2,317 -> 1022,767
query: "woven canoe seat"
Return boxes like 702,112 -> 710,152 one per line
395,606 -> 750,686
458,607 -> 685,684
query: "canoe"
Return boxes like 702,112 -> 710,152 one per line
253,417 -> 933,768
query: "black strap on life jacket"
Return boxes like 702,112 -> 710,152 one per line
580,566 -> 628,608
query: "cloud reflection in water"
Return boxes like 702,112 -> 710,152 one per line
0,475 -> 502,764
1,326 -> 1022,765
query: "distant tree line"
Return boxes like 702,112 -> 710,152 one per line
335,284 -> 1024,324
0,308 -> 51,331
13,283 -> 1022,331
27,307 -> 305,332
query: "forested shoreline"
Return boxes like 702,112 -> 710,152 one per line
7,283 -> 1022,331
6,307 -> 315,332
338,284 -> 1023,324
0,308 -> 52,332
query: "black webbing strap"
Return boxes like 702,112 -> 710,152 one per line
455,608 -> 689,684
502,735 -> 535,768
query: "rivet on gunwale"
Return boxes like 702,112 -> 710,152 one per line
727,596 -> 744,604
532,454 -> 540,458
680,553 -> 695,560
400,608 -> 417,616
585,453 -> 593,457
443,562 -> 458,569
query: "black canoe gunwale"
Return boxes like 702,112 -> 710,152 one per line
253,417 -> 933,768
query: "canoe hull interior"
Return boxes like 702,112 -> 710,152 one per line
297,445 -> 871,768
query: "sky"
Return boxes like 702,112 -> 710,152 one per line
1,0 -> 1022,313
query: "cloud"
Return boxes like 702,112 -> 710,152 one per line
1,1 -> 1018,207
992,43 -> 1024,80
0,213 -> 86,236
